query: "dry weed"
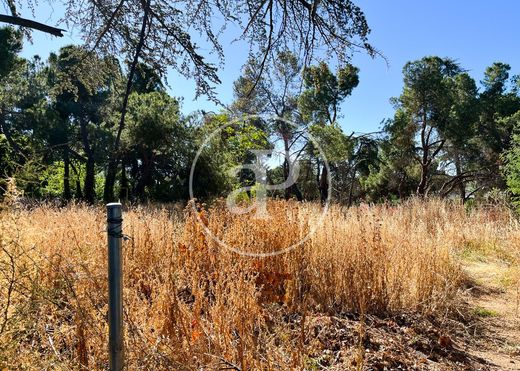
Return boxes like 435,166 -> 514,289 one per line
0,198 -> 517,369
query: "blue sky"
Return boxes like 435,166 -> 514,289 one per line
14,0 -> 520,134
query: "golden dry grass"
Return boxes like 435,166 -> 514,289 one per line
0,198 -> 518,369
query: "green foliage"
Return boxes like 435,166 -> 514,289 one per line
125,92 -> 180,150
365,57 -> 520,203
472,306 -> 499,318
50,45 -> 119,101
380,57 -> 484,198
299,62 -> 359,125
481,62 -> 511,93
130,63 -> 164,94
1,18 -> 520,207
503,112 -> 520,207
39,161 -> 65,198
0,27 -> 22,79
190,113 -> 271,200
309,123 -> 353,162
297,61 -> 361,203
36,161 -> 105,199
121,91 -> 188,201
47,45 -> 121,203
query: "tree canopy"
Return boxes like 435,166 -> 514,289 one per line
0,0 -> 519,208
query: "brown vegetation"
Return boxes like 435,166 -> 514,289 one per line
0,199 -> 518,369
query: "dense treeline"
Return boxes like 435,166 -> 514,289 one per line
1,26 -> 519,205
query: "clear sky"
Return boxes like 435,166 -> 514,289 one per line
14,0 -> 520,134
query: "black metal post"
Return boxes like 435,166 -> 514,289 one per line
107,203 -> 124,370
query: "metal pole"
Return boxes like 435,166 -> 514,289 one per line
107,203 -> 124,370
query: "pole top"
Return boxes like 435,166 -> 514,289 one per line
107,202 -> 122,208
107,203 -> 122,218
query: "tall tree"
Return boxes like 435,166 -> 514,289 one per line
438,72 -> 479,201
299,62 -> 360,203
44,0 -> 376,202
232,51 -> 305,200
0,27 -> 23,168
392,57 -> 462,196
121,91 -> 183,201
362,114 -> 418,202
50,45 -> 118,203
476,62 -> 520,192
0,28 -> 44,195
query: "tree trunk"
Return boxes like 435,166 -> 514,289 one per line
282,136 -> 302,201
84,158 -> 95,204
455,153 -> 466,202
290,183 -> 303,201
70,161 -> 82,199
417,114 -> 429,197
103,0 -> 151,203
417,164 -> 428,197
133,153 -> 153,201
119,158 -> 129,201
79,120 -> 95,204
319,166 -> 328,204
347,165 -> 356,207
104,160 -> 117,203
63,148 -> 71,200
75,179 -> 82,199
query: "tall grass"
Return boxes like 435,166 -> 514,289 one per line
0,198 -> 518,369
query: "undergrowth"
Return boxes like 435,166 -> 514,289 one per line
0,198 -> 518,369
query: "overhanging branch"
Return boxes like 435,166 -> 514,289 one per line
0,14 -> 65,37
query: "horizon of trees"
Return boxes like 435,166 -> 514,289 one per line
1,26 -> 520,207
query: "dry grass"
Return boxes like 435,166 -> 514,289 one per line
0,198 -> 518,369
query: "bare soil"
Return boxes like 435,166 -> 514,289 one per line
298,259 -> 520,370
462,260 -> 520,370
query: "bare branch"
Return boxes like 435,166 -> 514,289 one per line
0,14 -> 65,36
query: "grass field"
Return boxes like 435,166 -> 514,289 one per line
0,199 -> 519,369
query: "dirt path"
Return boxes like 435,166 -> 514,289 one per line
463,259 -> 520,370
